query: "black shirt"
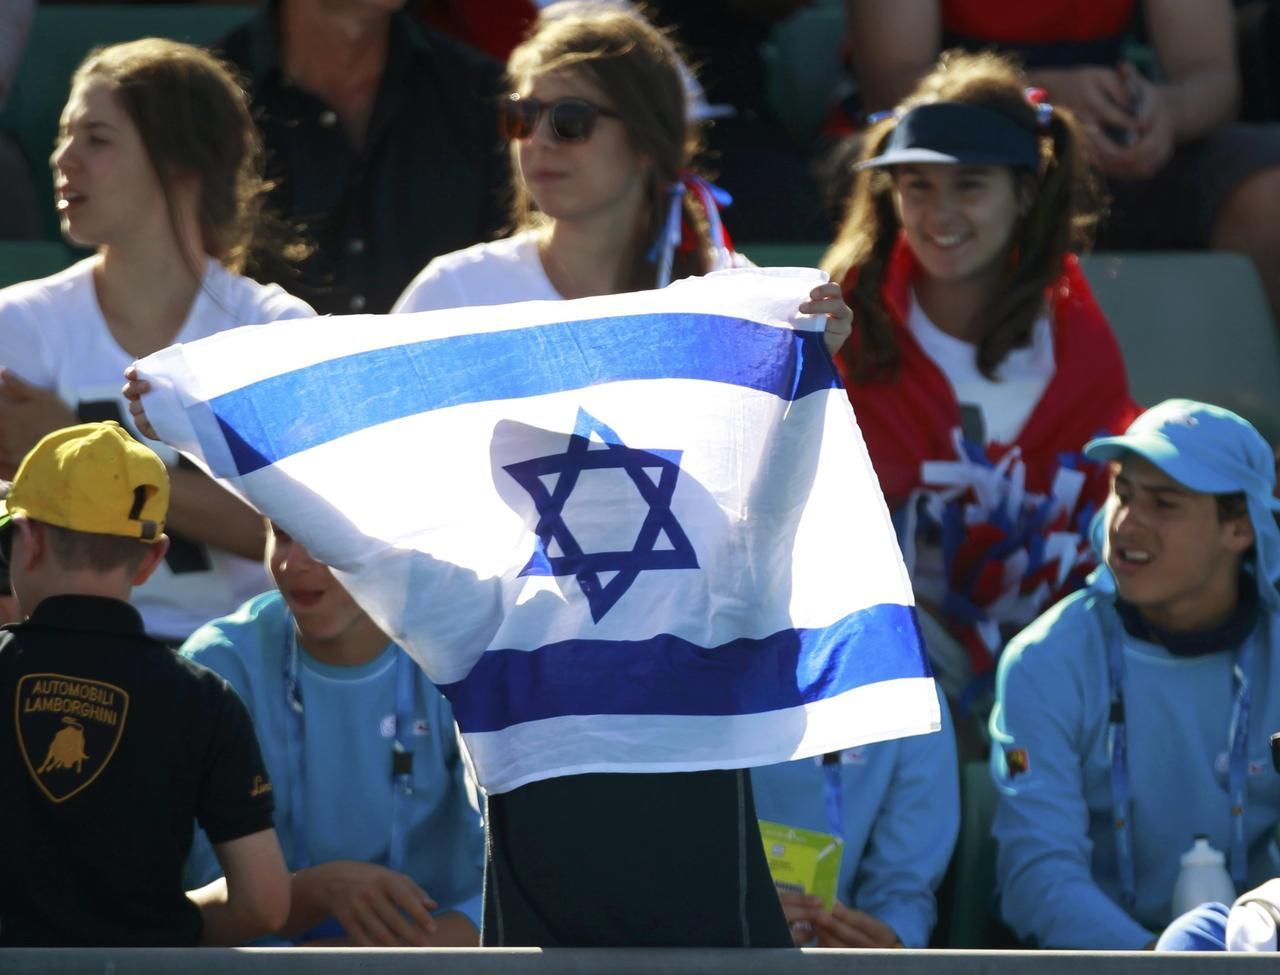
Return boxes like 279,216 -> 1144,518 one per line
0,595 -> 274,946
220,3 -> 512,315
484,769 -> 791,947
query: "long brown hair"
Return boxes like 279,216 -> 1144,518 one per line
822,51 -> 1097,381
72,38 -> 299,275
506,4 -> 714,292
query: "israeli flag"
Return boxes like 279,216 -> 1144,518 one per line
136,268 -> 937,794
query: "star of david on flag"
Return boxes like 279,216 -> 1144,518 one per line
135,268 -> 938,793
505,409 -> 698,622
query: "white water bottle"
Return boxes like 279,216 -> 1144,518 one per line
1170,835 -> 1236,918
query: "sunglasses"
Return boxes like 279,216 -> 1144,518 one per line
499,93 -> 620,144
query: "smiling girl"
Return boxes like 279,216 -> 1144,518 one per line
0,39 -> 314,643
824,52 -> 1139,712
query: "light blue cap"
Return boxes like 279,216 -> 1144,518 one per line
1084,399 -> 1280,608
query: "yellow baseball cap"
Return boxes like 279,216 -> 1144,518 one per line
0,422 -> 168,542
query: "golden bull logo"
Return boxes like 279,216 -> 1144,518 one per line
38,717 -> 89,773
16,673 -> 128,802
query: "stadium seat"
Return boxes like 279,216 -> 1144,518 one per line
743,242 -> 827,270
941,759 -> 1004,948
0,5 -> 254,242
1079,251 -> 1280,444
0,240 -> 76,290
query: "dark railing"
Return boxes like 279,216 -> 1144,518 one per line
1,948 -> 1276,974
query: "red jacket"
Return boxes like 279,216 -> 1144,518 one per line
836,238 -> 1140,673
837,238 -> 1139,511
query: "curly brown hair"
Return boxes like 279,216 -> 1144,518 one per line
822,51 -> 1099,382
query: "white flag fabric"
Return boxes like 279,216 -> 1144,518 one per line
136,267 -> 938,794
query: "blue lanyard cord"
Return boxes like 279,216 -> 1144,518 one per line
1106,625 -> 1254,909
821,752 -> 844,841
388,649 -> 417,876
283,625 -> 311,871
282,619 -> 417,875
1227,638 -> 1254,890
1105,634 -> 1135,911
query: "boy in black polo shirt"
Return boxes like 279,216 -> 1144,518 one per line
0,422 -> 290,946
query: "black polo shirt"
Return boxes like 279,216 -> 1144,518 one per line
219,3 -> 511,315
0,595 -> 274,946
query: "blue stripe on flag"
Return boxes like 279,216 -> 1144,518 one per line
437,602 -> 926,733
207,312 -> 838,475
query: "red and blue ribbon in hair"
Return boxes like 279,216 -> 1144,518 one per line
650,171 -> 734,288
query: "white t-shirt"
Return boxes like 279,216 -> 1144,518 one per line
903,292 -> 1057,697
0,256 -> 316,641
393,229 -> 748,313
393,232 -> 560,313
906,290 -> 1055,445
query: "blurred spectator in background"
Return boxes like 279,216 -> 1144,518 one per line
0,0 -> 40,240
219,0 -> 511,315
1234,0 -> 1280,122
0,39 -> 314,644
409,0 -> 537,61
823,52 -> 1139,748
844,0 -> 1280,327
642,0 -> 832,242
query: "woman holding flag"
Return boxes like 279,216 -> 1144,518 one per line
129,2 -> 861,949
392,3 -> 848,321
391,2 -> 851,948
823,52 -> 1139,728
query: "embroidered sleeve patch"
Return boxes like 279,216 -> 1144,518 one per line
15,673 -> 129,803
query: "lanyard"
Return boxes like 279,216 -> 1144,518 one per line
820,752 -> 844,841
282,617 -> 418,873
1106,623 -> 1253,909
